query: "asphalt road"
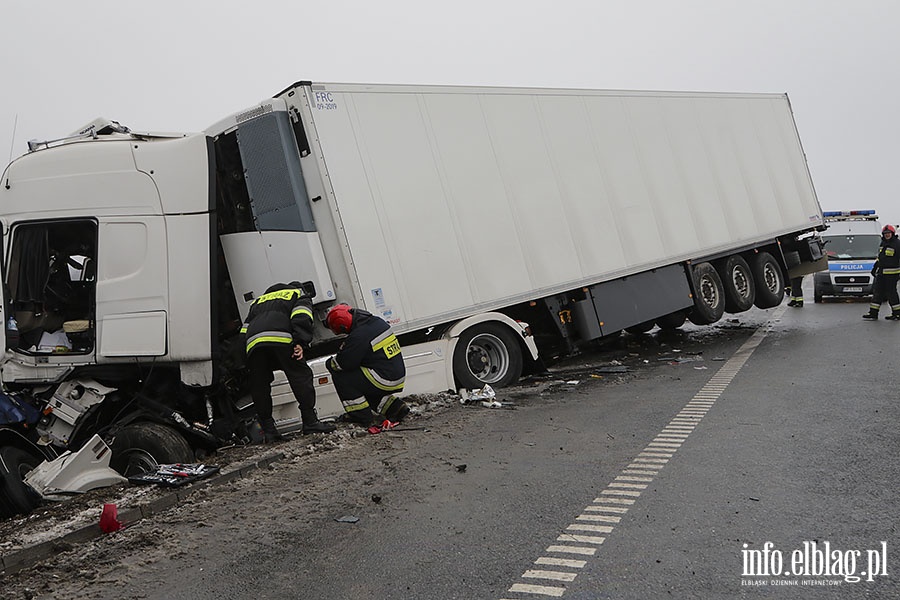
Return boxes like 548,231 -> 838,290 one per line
3,297 -> 899,599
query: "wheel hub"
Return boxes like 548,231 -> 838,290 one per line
465,333 -> 510,384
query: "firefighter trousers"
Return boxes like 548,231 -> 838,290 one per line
331,368 -> 403,415
871,273 -> 900,313
247,345 -> 316,423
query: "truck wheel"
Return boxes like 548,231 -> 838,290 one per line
687,262 -> 726,325
656,311 -> 686,330
717,255 -> 756,313
0,446 -> 43,517
453,323 -> 523,390
110,422 -> 194,477
751,252 -> 785,309
814,284 -> 823,304
625,320 -> 655,334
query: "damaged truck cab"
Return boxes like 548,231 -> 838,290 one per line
0,124 -> 230,516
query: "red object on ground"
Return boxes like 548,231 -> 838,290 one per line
99,503 -> 124,532
366,419 -> 398,435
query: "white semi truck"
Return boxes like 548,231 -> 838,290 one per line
0,82 -> 825,516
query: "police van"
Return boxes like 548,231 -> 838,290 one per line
814,210 -> 882,302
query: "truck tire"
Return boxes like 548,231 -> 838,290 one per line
751,252 -> 785,309
453,323 -> 523,390
717,255 -> 756,313
814,284 -> 823,303
0,446 -> 43,517
625,320 -> 656,334
110,422 -> 194,477
687,262 -> 726,325
656,311 -> 686,330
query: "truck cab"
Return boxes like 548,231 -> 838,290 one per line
813,211 -> 882,303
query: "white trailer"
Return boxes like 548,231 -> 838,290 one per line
0,82 -> 825,515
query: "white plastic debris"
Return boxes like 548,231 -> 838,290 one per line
481,401 -> 503,408
459,385 -> 496,404
566,380 -> 579,385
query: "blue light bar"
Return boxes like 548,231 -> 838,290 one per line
823,210 -> 877,217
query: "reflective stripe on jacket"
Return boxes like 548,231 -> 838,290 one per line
240,283 -> 314,354
876,236 -> 900,275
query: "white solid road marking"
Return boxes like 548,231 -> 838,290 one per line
523,570 -> 578,582
545,545 -> 596,555
502,310 -> 781,598
584,505 -> 629,514
576,514 -> 621,523
507,583 -> 566,597
593,497 -> 635,504
536,557 -> 588,568
556,534 -> 606,545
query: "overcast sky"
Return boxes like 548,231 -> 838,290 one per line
2,0 -> 898,225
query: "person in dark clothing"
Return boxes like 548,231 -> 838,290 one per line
324,304 -> 409,427
241,282 -> 336,441
787,276 -> 804,308
864,224 -> 900,320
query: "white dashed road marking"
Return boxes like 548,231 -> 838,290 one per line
501,311 -> 779,598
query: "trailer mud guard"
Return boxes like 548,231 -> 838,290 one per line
445,313 -> 539,390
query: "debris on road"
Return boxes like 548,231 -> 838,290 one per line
458,385 -> 496,404
25,435 -> 126,500
660,354 -> 705,365
335,515 -> 360,523
128,464 -> 220,488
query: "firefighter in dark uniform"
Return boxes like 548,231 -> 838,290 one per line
324,304 -> 410,426
241,282 -> 336,441
864,224 -> 900,320
787,276 -> 804,308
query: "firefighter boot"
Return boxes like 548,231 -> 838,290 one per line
382,395 -> 411,423
342,406 -> 381,428
260,417 -> 284,443
886,310 -> 900,321
862,310 -> 879,320
300,408 -> 336,434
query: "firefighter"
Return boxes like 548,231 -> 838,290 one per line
864,224 -> 900,320
787,276 -> 804,308
241,282 -> 336,441
324,304 -> 410,427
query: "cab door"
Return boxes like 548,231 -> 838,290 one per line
1,218 -> 9,356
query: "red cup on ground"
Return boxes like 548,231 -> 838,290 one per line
99,503 -> 124,533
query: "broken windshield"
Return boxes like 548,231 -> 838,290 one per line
824,234 -> 880,260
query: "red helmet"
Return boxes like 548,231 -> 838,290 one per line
883,224 -> 896,235
325,304 -> 353,334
